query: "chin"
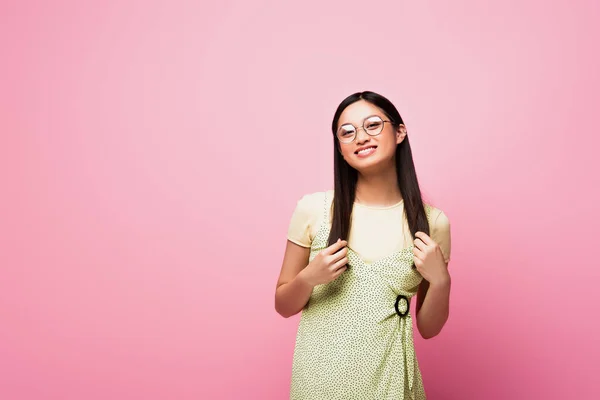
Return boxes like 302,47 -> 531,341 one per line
349,156 -> 387,173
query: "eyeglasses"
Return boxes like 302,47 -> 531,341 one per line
336,115 -> 394,144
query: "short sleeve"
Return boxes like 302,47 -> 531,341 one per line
287,193 -> 321,248
431,210 -> 452,263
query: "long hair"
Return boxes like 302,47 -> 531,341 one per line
327,91 -> 430,252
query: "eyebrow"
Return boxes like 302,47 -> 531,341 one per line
339,114 -> 383,127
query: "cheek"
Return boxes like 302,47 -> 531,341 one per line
380,135 -> 399,154
339,145 -> 354,159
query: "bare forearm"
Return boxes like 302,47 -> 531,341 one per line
416,278 -> 451,339
275,270 -> 314,318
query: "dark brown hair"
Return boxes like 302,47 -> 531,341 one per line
327,91 -> 430,252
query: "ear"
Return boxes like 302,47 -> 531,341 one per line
396,124 -> 407,144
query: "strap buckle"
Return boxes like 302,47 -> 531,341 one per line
394,294 -> 410,317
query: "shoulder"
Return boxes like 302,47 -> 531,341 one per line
287,190 -> 332,247
292,189 -> 332,220
295,190 -> 330,209
425,203 -> 451,231
425,203 -> 452,262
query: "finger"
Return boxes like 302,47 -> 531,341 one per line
333,265 -> 348,278
413,246 -> 425,259
413,257 -> 423,271
331,256 -> 349,272
414,231 -> 434,246
331,265 -> 349,279
329,246 -> 348,263
325,239 -> 348,255
413,236 -> 425,251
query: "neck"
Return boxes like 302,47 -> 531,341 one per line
355,163 -> 402,207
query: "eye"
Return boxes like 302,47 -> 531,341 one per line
338,126 -> 355,137
365,116 -> 384,131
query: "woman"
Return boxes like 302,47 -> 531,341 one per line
275,91 -> 452,399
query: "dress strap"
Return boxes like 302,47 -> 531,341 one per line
323,191 -> 330,222
318,191 -> 333,246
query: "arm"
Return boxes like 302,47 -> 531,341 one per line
413,211 -> 452,339
274,240 -> 313,318
415,268 -> 451,339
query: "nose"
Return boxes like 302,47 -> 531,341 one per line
355,127 -> 371,144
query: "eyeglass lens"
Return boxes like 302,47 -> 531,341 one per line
337,116 -> 385,143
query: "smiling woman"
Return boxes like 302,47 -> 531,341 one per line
274,91 -> 452,399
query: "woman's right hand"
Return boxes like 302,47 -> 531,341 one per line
299,239 -> 349,287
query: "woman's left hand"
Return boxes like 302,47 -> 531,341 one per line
413,231 -> 450,286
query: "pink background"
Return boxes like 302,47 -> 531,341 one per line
1,1 -> 599,399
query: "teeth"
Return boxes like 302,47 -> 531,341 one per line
358,147 -> 375,154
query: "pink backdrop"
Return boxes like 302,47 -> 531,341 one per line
1,1 -> 599,399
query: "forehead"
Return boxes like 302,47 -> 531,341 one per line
338,100 -> 385,127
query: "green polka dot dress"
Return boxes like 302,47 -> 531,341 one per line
290,192 -> 432,399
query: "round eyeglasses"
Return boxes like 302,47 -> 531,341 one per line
336,115 -> 394,144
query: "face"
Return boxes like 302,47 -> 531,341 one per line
336,100 -> 406,172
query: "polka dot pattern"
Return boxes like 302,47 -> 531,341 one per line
290,192 -> 433,399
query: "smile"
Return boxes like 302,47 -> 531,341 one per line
355,146 -> 377,158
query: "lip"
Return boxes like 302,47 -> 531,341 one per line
355,145 -> 377,158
